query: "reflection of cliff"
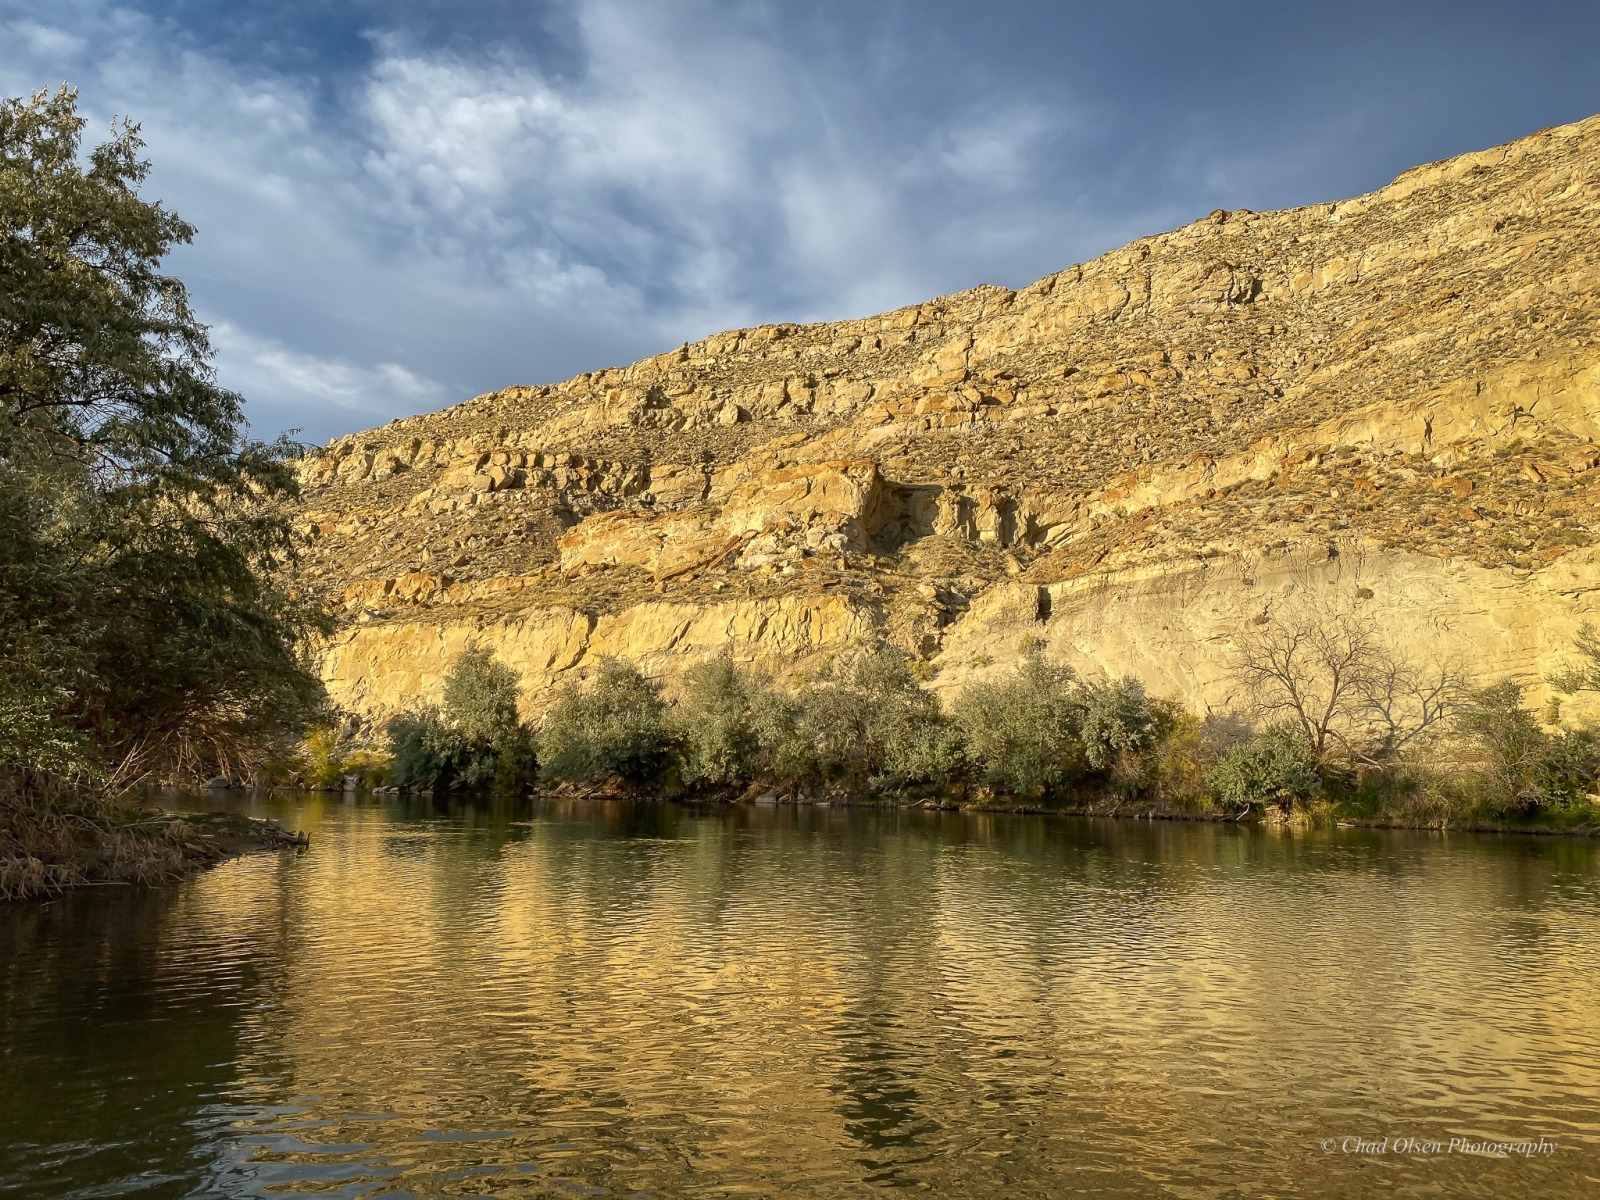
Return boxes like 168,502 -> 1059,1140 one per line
5,800 -> 1597,1195
118,799 -> 1595,1197
287,116 -> 1600,720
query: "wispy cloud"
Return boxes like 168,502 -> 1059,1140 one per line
0,0 -> 1148,440
209,323 -> 450,436
7,0 -> 1589,442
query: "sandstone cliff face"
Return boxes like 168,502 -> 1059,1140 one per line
289,114 -> 1600,720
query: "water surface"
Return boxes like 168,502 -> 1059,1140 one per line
2,794 -> 1598,1198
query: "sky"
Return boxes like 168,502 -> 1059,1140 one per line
3,1 -> 1598,445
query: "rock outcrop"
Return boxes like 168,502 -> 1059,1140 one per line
287,114 -> 1600,720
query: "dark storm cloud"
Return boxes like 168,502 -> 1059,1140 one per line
3,0 -> 1596,442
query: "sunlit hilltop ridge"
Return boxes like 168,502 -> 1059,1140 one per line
285,114 -> 1600,719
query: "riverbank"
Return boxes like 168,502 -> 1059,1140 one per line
522,779 -> 1600,838
0,805 -> 309,902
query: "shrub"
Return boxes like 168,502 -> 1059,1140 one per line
388,709 -> 468,790
1532,728 -> 1600,810
779,646 -> 956,789
1077,676 -> 1158,772
1144,701 -> 1210,807
385,648 -> 535,791
951,651 -> 1082,793
539,659 -> 677,784
1456,682 -> 1546,806
745,689 -> 813,785
675,655 -> 768,785
300,726 -> 348,789
1207,722 -> 1323,813
443,648 -> 524,747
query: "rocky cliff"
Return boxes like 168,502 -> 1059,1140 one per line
287,114 -> 1600,721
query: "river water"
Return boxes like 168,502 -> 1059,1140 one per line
1,794 -> 1598,1199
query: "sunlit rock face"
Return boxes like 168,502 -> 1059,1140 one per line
287,113 -> 1600,719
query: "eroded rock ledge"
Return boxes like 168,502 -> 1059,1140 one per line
286,114 -> 1600,719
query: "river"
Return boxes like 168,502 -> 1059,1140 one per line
2,793 -> 1597,1198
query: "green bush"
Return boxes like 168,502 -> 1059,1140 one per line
1207,723 -> 1323,813
443,649 -> 523,747
675,654 -> 768,785
1532,728 -> 1600,810
539,659 -> 676,783
388,709 -> 469,791
1456,682 -> 1546,806
297,726 -> 345,789
951,651 -> 1082,793
1139,700 -> 1211,806
777,646 -> 957,789
1077,676 -> 1158,772
386,648 -> 535,791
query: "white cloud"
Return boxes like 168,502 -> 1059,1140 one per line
209,323 -> 449,439
0,0 -> 1153,441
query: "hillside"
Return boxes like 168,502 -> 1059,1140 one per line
286,114 -> 1600,719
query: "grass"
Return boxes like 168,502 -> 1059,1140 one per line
1,795 -> 305,902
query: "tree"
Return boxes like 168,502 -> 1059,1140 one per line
539,659 -> 676,784
385,649 -> 534,791
675,653 -> 768,785
1,86 -> 324,793
1229,597 -> 1461,764
951,649 -> 1082,793
1231,599 -> 1375,760
1456,682 -> 1548,805
1077,676 -> 1157,771
442,648 -> 525,749
1549,621 -> 1600,695
780,645 -> 955,789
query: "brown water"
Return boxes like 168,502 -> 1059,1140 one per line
1,794 -> 1598,1199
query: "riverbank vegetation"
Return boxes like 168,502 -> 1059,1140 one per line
378,603 -> 1600,835
1,88 -> 324,896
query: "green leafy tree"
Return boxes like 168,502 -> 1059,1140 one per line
1077,676 -> 1157,772
951,650 -> 1083,793
388,709 -> 467,792
675,654 -> 767,785
385,649 -> 534,790
1,86 -> 324,793
1532,728 -> 1600,809
779,645 -> 955,789
1207,723 -> 1323,813
1456,682 -> 1548,806
539,659 -> 676,784
442,648 -> 522,743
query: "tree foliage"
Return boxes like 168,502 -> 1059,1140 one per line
0,86 -> 324,793
386,649 -> 534,791
1207,723 -> 1323,812
952,650 -> 1082,793
777,646 -> 956,789
539,659 -> 676,783
674,654 -> 769,785
1456,682 -> 1552,806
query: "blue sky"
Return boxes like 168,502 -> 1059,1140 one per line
4,0 -> 1598,444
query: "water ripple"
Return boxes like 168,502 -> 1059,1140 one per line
1,799 -> 1597,1198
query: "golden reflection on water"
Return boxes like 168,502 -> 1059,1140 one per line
2,796 -> 1599,1198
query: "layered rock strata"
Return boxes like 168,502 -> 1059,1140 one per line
287,114 -> 1600,719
